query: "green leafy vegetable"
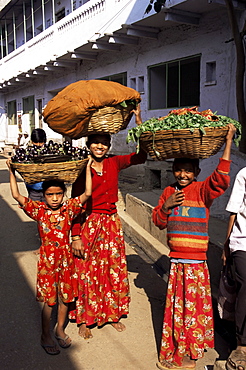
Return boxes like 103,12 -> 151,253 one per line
126,111 -> 241,152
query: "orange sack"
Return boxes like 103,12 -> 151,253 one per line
43,80 -> 141,139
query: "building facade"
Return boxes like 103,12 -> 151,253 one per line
1,0 -> 246,218
1,0 -> 245,149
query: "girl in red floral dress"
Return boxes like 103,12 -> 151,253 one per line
69,106 -> 147,339
7,157 -> 92,355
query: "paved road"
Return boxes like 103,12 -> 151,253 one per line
0,155 -> 235,370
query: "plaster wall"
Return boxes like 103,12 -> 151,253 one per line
0,5 -> 245,221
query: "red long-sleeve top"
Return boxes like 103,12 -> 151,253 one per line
152,158 -> 231,260
71,150 -> 147,236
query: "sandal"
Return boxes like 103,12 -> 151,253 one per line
226,350 -> 246,370
41,341 -> 60,355
156,359 -> 196,370
55,334 -> 72,348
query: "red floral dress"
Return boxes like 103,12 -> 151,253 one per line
22,197 -> 83,306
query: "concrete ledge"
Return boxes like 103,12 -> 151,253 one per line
118,207 -> 170,276
126,192 -> 166,243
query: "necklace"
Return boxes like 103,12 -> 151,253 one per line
96,171 -> 103,176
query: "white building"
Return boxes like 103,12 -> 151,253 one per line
0,0 -> 246,219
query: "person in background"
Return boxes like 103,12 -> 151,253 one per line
223,167 -> 246,370
69,105 -> 147,339
25,128 -> 47,202
19,131 -> 30,149
152,124 -> 236,370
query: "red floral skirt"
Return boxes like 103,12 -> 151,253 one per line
37,243 -> 78,306
159,261 -> 214,366
69,213 -> 130,326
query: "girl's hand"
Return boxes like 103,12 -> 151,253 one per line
87,155 -> 93,167
6,159 -> 14,173
131,104 -> 142,125
72,239 -> 85,258
226,123 -> 236,141
163,190 -> 185,211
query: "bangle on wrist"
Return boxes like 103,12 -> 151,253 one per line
72,236 -> 81,241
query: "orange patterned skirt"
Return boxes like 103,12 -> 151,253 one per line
159,261 -> 214,366
69,212 -> 130,326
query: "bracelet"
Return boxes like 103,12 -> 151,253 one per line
72,236 -> 81,241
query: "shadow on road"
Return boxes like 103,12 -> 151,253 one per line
127,253 -> 166,355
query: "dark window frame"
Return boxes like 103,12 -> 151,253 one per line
148,55 -> 201,110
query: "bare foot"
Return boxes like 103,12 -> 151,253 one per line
78,324 -> 93,339
237,346 -> 246,352
181,356 -> 196,368
111,322 -> 126,332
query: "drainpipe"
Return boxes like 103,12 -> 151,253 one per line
0,24 -> 3,58
5,18 -> 8,55
52,0 -> 55,25
42,0 -> 45,31
23,1 -> 26,44
13,10 -> 16,50
31,0 -> 34,38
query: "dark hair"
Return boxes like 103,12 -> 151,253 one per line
173,157 -> 200,170
86,133 -> 111,148
31,128 -> 47,144
42,180 -> 66,194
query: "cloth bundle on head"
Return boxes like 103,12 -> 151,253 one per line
43,80 -> 141,139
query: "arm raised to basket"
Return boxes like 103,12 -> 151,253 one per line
131,104 -> 142,125
221,123 -> 236,161
78,156 -> 93,204
6,159 -> 26,206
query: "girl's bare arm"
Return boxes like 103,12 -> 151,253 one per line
6,160 -> 26,206
78,156 -> 93,204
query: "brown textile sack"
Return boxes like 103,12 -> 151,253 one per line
43,80 -> 141,138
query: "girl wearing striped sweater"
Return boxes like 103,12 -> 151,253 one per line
153,124 -> 236,370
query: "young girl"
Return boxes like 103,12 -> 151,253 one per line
152,124 -> 236,370
69,106 -> 147,339
6,157 -> 92,355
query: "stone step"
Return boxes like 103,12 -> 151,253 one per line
213,360 -> 226,370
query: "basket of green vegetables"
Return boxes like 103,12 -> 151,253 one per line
126,107 -> 241,160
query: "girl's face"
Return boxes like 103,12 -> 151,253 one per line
89,135 -> 110,160
44,186 -> 64,210
33,142 -> 45,147
173,162 -> 200,188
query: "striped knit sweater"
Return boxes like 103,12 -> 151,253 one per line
152,158 -> 231,260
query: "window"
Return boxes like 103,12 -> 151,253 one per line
7,100 -> 17,125
55,8 -> 66,22
138,76 -> 145,94
100,72 -> 127,86
130,77 -> 136,90
148,55 -> 200,110
206,61 -> 216,85
23,95 -> 35,132
37,99 -> 43,128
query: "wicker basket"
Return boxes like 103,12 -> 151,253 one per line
11,158 -> 88,184
140,126 -> 229,160
79,104 -> 134,136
